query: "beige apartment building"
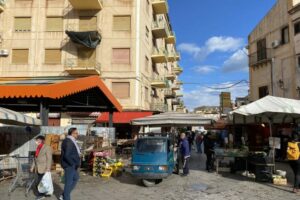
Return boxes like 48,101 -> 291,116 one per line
0,0 -> 184,116
248,0 -> 300,101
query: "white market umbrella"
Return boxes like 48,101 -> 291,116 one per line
0,107 -> 41,126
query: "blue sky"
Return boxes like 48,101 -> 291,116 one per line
168,0 -> 276,110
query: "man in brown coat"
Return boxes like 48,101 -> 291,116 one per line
31,135 -> 53,200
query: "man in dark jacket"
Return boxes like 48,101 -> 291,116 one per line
60,128 -> 81,200
204,132 -> 215,172
180,133 -> 191,176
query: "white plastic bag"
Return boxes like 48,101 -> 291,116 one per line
38,172 -> 54,195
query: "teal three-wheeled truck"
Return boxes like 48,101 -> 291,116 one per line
131,133 -> 179,187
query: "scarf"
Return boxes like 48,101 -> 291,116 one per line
67,135 -> 81,156
35,143 -> 44,158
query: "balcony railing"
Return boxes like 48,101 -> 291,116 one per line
151,0 -> 168,14
249,48 -> 273,66
165,73 -> 176,80
152,18 -> 169,38
68,0 -> 103,10
152,47 -> 168,63
164,89 -> 176,98
166,31 -> 176,44
0,0 -> 5,13
150,103 -> 168,112
172,99 -> 180,105
151,74 -> 168,88
173,65 -> 183,75
64,58 -> 101,75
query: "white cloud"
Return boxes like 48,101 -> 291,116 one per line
194,65 -> 217,74
183,82 -> 249,111
178,36 -> 245,61
222,48 -> 248,73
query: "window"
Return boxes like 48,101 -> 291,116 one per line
79,16 -> 97,31
259,86 -> 269,99
112,82 -> 130,99
146,0 -> 150,15
295,21 -> 300,35
145,56 -> 149,72
14,17 -> 31,32
112,48 -> 130,64
145,26 -> 149,39
145,87 -> 149,102
113,16 -> 131,31
12,49 -> 29,64
46,17 -> 63,32
77,47 -> 96,67
45,49 -> 61,64
281,26 -> 289,44
257,38 -> 267,61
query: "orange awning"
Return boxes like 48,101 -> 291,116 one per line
96,112 -> 153,124
0,76 -> 122,112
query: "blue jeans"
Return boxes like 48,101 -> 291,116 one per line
197,142 -> 202,153
63,167 -> 79,200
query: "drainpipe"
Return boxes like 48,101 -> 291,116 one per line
271,57 -> 275,96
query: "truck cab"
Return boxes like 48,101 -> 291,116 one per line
131,134 -> 176,187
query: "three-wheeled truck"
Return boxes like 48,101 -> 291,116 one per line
131,133 -> 178,187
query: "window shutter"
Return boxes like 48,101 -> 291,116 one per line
14,17 -> 31,32
46,17 -> 63,32
45,49 -> 61,64
113,16 -> 131,31
79,16 -> 97,31
112,82 -> 130,99
12,49 -> 29,64
112,48 -> 130,64
77,47 -> 96,67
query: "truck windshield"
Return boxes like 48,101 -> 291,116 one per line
136,139 -> 166,153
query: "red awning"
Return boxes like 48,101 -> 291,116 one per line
96,112 -> 153,124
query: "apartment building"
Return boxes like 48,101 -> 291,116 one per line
248,0 -> 300,101
0,0 -> 183,117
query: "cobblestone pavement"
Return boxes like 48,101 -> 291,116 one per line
0,152 -> 299,200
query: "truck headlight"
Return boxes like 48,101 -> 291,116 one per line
133,165 -> 140,171
158,166 -> 168,171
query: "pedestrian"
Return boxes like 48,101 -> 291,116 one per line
204,132 -> 215,172
186,131 -> 193,152
196,133 -> 204,154
287,132 -> 300,193
180,133 -> 190,176
30,135 -> 53,200
60,128 -> 81,200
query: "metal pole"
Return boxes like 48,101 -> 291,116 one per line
40,100 -> 49,126
108,111 -> 113,127
271,58 -> 275,96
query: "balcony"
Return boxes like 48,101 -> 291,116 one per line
175,51 -> 181,61
0,0 -> 5,13
164,89 -> 176,98
152,18 -> 168,38
152,47 -> 168,63
176,91 -> 183,97
171,84 -> 180,91
167,50 -> 177,62
68,0 -> 103,10
249,48 -> 273,67
173,65 -> 183,75
175,80 -> 183,85
151,75 -> 168,88
172,99 -> 180,105
151,0 -> 168,14
165,73 -> 176,80
166,31 -> 176,44
65,58 -> 101,75
150,103 -> 168,112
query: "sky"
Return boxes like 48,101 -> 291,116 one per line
168,0 -> 277,111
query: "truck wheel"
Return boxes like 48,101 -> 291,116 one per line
142,179 -> 156,187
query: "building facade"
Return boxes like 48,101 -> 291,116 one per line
0,0 -> 183,114
248,0 -> 300,101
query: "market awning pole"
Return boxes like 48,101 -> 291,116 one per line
40,100 -> 49,126
108,111 -> 113,128
268,118 -> 275,172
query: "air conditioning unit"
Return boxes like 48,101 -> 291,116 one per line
271,40 -> 280,49
0,49 -> 9,56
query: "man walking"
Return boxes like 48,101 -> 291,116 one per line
60,128 -> 81,200
180,133 -> 191,176
31,135 -> 53,200
204,132 -> 215,172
